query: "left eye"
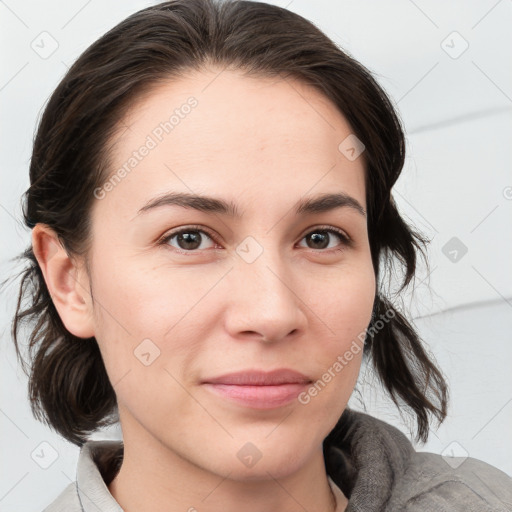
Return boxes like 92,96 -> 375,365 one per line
298,228 -> 350,251
160,226 -> 351,254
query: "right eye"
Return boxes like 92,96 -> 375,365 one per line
158,226 -> 219,254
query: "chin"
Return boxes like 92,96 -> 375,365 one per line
215,439 -> 312,482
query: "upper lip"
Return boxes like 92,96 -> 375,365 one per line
202,369 -> 312,385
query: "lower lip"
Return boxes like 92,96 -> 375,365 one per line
202,383 -> 310,409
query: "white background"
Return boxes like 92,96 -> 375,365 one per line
1,0 -> 511,510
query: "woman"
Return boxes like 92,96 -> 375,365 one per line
9,0 -> 512,510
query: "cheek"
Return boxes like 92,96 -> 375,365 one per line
318,258 -> 376,344
90,253 -> 206,335
306,259 -> 375,395
88,254 -> 220,385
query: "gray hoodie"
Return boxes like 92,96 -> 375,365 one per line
42,409 -> 512,511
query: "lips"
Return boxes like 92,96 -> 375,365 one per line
201,368 -> 312,386
201,369 -> 312,409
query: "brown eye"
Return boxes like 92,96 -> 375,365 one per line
161,227 -> 216,253
299,228 -> 351,252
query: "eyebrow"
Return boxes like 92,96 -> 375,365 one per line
135,191 -> 366,219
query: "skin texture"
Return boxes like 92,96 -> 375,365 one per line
32,68 -> 376,512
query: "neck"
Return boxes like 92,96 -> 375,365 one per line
107,426 -> 347,512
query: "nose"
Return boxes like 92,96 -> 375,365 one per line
223,245 -> 308,344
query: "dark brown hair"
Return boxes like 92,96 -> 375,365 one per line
6,0 -> 448,448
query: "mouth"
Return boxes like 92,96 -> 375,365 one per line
201,368 -> 312,409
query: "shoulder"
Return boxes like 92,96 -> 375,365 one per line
42,482 -> 81,511
326,409 -> 512,511
42,439 -> 124,511
389,450 -> 512,511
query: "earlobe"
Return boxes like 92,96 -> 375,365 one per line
31,224 -> 95,339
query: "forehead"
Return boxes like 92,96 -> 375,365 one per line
97,68 -> 367,221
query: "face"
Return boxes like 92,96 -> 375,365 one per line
84,68 -> 375,480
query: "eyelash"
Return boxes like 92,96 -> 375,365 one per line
157,224 -> 353,255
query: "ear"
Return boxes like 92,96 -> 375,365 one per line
31,224 -> 95,339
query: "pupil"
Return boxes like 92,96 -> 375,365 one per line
179,232 -> 200,250
310,232 -> 328,249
